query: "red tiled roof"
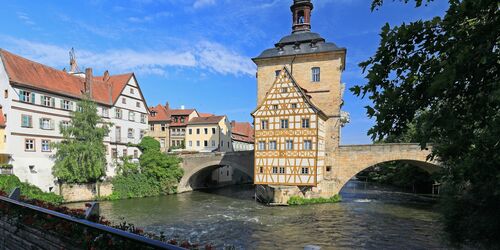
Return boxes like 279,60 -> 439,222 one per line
0,49 -> 132,106
169,109 -> 196,116
231,121 -> 254,143
199,113 -> 214,117
0,106 -> 5,128
148,104 -> 170,122
188,115 -> 225,125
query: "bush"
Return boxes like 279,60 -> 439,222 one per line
108,173 -> 161,200
0,175 -> 63,204
287,194 -> 341,205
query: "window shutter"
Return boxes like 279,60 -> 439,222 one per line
31,93 -> 36,104
19,90 -> 24,100
60,99 -> 64,109
50,119 -> 55,130
51,98 -> 55,107
39,118 -> 43,129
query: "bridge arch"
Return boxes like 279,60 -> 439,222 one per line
328,144 -> 440,194
177,152 -> 254,193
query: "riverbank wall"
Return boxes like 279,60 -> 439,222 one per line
59,182 -> 113,202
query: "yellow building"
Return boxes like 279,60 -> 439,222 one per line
185,116 -> 233,152
148,104 -> 171,152
252,0 -> 348,195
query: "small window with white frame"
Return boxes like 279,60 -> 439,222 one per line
40,118 -> 54,130
280,119 -> 289,129
258,141 -> 266,151
272,167 -> 278,174
129,111 -> 135,121
261,120 -> 268,130
302,118 -> 310,128
25,138 -> 35,151
286,139 -> 294,150
303,140 -> 312,150
312,67 -> 320,82
19,90 -> 34,103
102,107 -> 109,118
128,128 -> 134,139
41,140 -> 51,152
115,108 -> 122,119
279,167 -> 285,174
61,100 -> 73,110
122,98 -> 126,104
41,96 -> 55,107
269,140 -> 277,150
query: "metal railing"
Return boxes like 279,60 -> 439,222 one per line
0,189 -> 185,250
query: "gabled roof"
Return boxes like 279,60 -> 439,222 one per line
0,49 -> 135,106
251,66 -> 327,119
199,113 -> 215,118
169,109 -> 197,116
188,115 -> 225,125
231,121 -> 254,143
148,104 -> 171,122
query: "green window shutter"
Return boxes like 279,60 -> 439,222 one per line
50,119 -> 55,130
51,98 -> 55,107
60,99 -> 64,109
19,90 -> 24,101
39,118 -> 43,129
31,93 -> 36,104
29,116 -> 32,127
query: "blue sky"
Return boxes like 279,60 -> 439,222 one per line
0,0 -> 448,144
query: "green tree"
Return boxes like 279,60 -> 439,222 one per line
53,95 -> 110,184
352,0 -> 499,247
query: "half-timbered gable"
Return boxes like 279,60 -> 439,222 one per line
252,67 -> 326,186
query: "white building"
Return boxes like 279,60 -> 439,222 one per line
230,121 -> 254,151
0,49 -> 149,192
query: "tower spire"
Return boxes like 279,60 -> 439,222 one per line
291,0 -> 313,33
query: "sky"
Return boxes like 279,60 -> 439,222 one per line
0,0 -> 448,145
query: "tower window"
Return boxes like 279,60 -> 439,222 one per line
297,10 -> 305,24
275,70 -> 281,77
312,67 -> 320,82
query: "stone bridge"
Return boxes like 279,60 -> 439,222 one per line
177,151 -> 254,193
323,143 -> 439,195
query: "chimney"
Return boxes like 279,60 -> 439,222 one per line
103,70 -> 110,82
180,105 -> 185,110
85,68 -> 93,96
231,120 -> 236,127
165,102 -> 170,110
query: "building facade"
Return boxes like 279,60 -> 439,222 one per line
252,0 -> 348,197
0,49 -> 149,192
230,121 -> 254,151
185,116 -> 233,152
168,109 -> 199,149
148,103 -> 171,152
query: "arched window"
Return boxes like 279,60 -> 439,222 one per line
297,10 -> 305,24
312,67 -> 320,82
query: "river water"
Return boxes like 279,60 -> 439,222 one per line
70,180 -> 450,249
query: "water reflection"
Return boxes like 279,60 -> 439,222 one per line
68,180 -> 449,249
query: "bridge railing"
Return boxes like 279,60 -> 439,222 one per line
0,190 -> 185,250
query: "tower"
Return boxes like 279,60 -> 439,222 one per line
252,0 -> 347,202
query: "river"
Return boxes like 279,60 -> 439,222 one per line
69,180 -> 450,249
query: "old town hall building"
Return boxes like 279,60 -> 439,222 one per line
252,0 -> 348,198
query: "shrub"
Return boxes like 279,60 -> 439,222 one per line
287,194 -> 341,205
0,175 -> 63,204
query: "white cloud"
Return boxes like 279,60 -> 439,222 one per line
16,12 -> 36,26
128,11 -> 172,23
193,0 -> 216,9
0,36 -> 255,77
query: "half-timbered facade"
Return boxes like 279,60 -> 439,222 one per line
253,67 -> 327,186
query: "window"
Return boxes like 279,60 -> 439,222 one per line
204,140 -> 208,147
160,139 -> 165,148
212,128 -> 216,134
196,141 -> 200,147
286,140 -> 294,150
41,96 -> 55,107
261,120 -> 268,130
115,109 -> 122,119
134,150 -> 138,159
204,128 -> 208,134
326,166 -> 332,172
19,90 -> 35,103
25,139 -> 35,151
140,114 -> 146,123
196,129 -> 200,134
258,141 -> 266,151
129,111 -> 135,121
279,167 -> 285,174
123,149 -> 127,157
128,128 -> 134,138
130,88 -> 134,94
21,114 -> 32,128
41,140 -> 51,152
275,70 -> 281,77
304,140 -> 312,150
111,149 -> 118,158
291,103 -> 297,109
122,98 -> 126,104
272,167 -> 278,174
259,167 -> 264,174
302,118 -> 310,128
4,89 -> 7,99
180,117 -> 185,123
40,118 -> 54,130
189,141 -> 192,147
312,67 -> 320,82
150,124 -> 155,131
61,100 -> 73,110
212,140 -> 216,147
136,102 -> 140,108
140,130 -> 145,139
281,87 -> 288,93
161,124 -> 166,132
272,105 -> 279,110
301,167 -> 309,174
60,121 -> 70,130
115,127 -> 121,142
188,129 -> 192,135
102,108 -> 109,117
269,141 -> 277,150
280,119 -> 289,129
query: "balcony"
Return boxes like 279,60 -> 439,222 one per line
110,137 -> 141,145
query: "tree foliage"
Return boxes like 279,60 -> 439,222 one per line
352,0 -> 500,247
52,95 -> 110,184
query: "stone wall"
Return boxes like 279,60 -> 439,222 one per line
0,217 -> 80,250
60,182 -> 113,202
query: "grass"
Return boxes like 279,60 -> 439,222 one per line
0,175 -> 63,205
287,194 -> 342,205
